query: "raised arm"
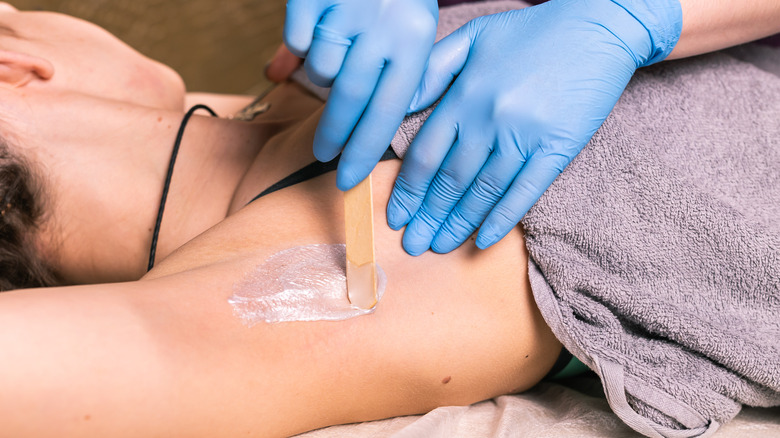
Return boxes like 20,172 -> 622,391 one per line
0,157 -> 561,438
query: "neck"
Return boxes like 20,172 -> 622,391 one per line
21,92 -> 270,283
152,111 -> 268,271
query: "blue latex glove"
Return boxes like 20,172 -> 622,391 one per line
387,0 -> 682,255
284,0 -> 438,190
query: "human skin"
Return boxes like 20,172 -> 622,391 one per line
0,3 -> 185,110
0,6 -> 561,437
0,82 -> 561,438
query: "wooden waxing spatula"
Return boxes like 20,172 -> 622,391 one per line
344,174 -> 378,309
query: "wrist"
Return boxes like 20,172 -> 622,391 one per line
608,0 -> 683,65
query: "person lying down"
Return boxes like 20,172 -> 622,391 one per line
0,3 -> 566,437
0,2 -> 778,438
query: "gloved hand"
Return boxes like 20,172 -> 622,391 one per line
387,0 -> 681,255
284,0 -> 439,190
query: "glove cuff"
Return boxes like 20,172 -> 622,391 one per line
609,0 -> 683,66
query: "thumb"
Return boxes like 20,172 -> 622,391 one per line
408,24 -> 472,113
265,44 -> 303,83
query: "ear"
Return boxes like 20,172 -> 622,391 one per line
0,50 -> 54,87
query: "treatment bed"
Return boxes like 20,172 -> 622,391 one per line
294,375 -> 780,437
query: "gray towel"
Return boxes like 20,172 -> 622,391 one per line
522,51 -> 780,437
384,2 -> 780,437
294,1 -> 780,436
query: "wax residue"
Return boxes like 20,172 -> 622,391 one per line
346,260 -> 379,309
228,244 -> 386,325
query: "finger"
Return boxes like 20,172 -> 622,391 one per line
476,152 -> 570,249
408,21 -> 472,113
265,44 -> 303,83
335,51 -> 432,191
402,131 -> 492,255
386,103 -> 458,231
283,0 -> 325,58
303,9 -> 354,87
430,145 -> 526,254
312,37 -> 384,162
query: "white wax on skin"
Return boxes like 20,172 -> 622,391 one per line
228,244 -> 387,325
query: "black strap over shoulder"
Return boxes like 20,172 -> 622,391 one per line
248,147 -> 399,204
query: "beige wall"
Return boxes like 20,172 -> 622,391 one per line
12,0 -> 286,94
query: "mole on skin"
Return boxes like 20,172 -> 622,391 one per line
228,244 -> 387,325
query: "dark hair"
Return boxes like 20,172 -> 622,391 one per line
0,140 -> 58,291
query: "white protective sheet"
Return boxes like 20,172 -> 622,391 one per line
295,376 -> 780,437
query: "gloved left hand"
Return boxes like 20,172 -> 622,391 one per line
284,0 -> 439,190
387,0 -> 681,255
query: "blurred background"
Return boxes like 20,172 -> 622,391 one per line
12,0 -> 287,94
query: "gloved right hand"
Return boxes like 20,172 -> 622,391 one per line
284,0 -> 439,191
387,0 -> 682,255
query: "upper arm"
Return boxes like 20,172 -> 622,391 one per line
0,160 -> 561,437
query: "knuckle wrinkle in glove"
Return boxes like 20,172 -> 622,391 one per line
444,209 -> 478,235
490,203 -> 518,227
312,23 -> 352,46
393,176 -> 427,199
436,166 -> 471,192
472,174 -> 507,202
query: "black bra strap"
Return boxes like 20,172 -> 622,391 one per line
247,147 -> 399,204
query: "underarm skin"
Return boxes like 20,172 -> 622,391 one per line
0,162 -> 560,438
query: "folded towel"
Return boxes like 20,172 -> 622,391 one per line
521,49 -> 780,437
386,2 -> 780,437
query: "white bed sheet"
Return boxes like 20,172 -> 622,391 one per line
295,375 -> 780,437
